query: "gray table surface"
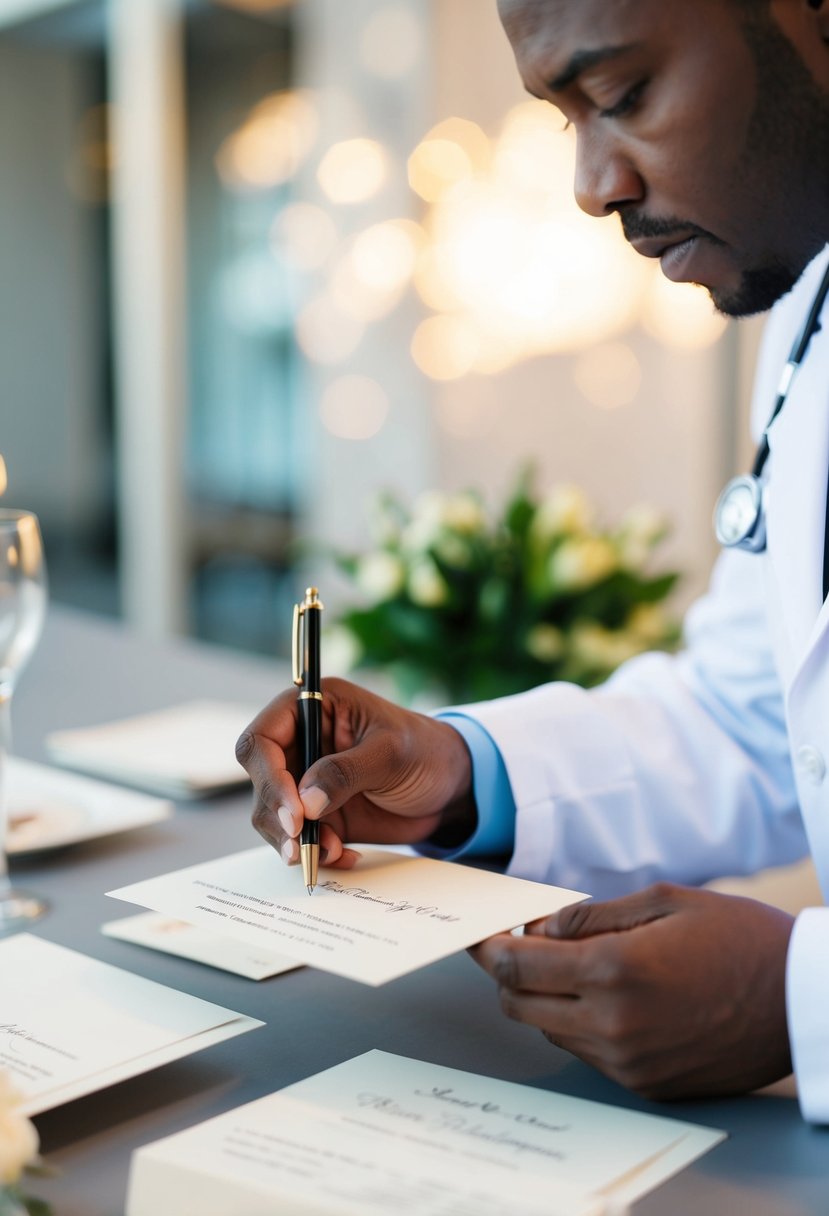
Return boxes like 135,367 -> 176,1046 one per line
8,607 -> 828,1216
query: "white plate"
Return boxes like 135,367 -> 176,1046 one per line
6,757 -> 172,856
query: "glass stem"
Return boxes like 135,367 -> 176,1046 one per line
0,686 -> 12,892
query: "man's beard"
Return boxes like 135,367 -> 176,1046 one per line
708,262 -> 800,318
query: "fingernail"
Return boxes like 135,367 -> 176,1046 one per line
300,786 -> 329,819
277,805 -> 296,836
281,838 -> 298,864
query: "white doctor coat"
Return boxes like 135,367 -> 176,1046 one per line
462,246 -> 829,1122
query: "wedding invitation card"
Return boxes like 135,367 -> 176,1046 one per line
0,935 -> 263,1116
126,1050 -> 725,1216
108,846 -> 588,985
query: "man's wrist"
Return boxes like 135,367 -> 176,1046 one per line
421,713 -> 517,859
429,791 -> 478,849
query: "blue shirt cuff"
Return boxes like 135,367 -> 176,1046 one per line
417,712 -> 516,859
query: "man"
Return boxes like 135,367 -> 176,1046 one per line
236,0 -> 829,1119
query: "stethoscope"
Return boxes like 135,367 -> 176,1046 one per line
714,262 -> 829,553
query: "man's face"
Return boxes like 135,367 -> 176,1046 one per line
498,0 -> 829,316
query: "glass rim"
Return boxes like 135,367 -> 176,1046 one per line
0,508 -> 40,523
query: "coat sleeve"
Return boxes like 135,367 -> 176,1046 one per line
788,909 -> 829,1123
457,544 -> 807,898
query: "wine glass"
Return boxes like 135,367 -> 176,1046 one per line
0,508 -> 48,931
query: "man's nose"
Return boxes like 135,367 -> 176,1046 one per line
573,128 -> 644,217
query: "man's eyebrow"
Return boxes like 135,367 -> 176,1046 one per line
547,44 -> 638,93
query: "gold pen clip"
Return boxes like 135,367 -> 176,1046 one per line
292,601 -> 305,688
292,587 -> 324,688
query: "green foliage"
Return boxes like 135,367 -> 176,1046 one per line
329,472 -> 682,705
0,1187 -> 52,1216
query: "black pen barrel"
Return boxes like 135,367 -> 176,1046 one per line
300,694 -> 322,776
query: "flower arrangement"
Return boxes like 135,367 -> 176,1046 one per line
0,1072 -> 50,1216
328,472 -> 681,706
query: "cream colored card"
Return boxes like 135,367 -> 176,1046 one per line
102,912 -> 302,981
126,1050 -> 725,1216
108,846 -> 587,986
46,701 -> 257,799
0,935 -> 263,1116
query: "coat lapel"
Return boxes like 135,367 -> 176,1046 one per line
765,330 -> 829,674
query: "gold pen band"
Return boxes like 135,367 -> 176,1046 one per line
298,691 -> 323,701
300,842 -> 319,891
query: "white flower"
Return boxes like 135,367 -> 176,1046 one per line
367,497 -> 402,546
356,551 -> 405,601
525,623 -> 564,662
441,492 -> 485,535
403,491 -> 485,553
628,603 -> 670,643
532,485 -> 593,540
571,623 -> 643,670
620,503 -> 666,543
618,504 -> 667,567
401,514 -> 442,554
322,625 -> 362,675
411,489 -> 447,527
0,1073 -> 39,1186
549,537 -> 617,589
433,532 -> 472,568
408,556 -> 448,607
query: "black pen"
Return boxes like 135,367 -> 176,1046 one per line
292,587 -> 323,894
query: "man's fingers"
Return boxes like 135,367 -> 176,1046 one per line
237,702 -> 305,834
318,821 -> 361,870
495,989 -> 584,1040
297,733 -> 401,820
469,933 -> 587,995
541,883 -> 683,940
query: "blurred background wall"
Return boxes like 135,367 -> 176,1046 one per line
0,0 -> 765,663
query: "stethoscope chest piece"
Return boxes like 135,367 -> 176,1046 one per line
713,260 -> 829,557
714,473 -> 767,552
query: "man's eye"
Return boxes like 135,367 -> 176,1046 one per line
598,80 -> 648,120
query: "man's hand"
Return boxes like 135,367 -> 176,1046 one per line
470,883 -> 794,1100
236,677 -> 475,869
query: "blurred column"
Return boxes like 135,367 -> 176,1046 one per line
108,0 -> 188,637
292,0 -> 436,575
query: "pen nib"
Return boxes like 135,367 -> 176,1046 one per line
306,885 -> 314,896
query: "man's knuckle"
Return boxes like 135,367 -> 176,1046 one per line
235,729 -> 255,765
599,1005 -> 630,1046
498,987 -> 522,1021
317,754 -> 357,794
251,799 -> 274,834
256,776 -> 280,809
587,942 -> 625,988
649,880 -> 678,906
558,901 -> 591,937
484,944 -> 518,990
